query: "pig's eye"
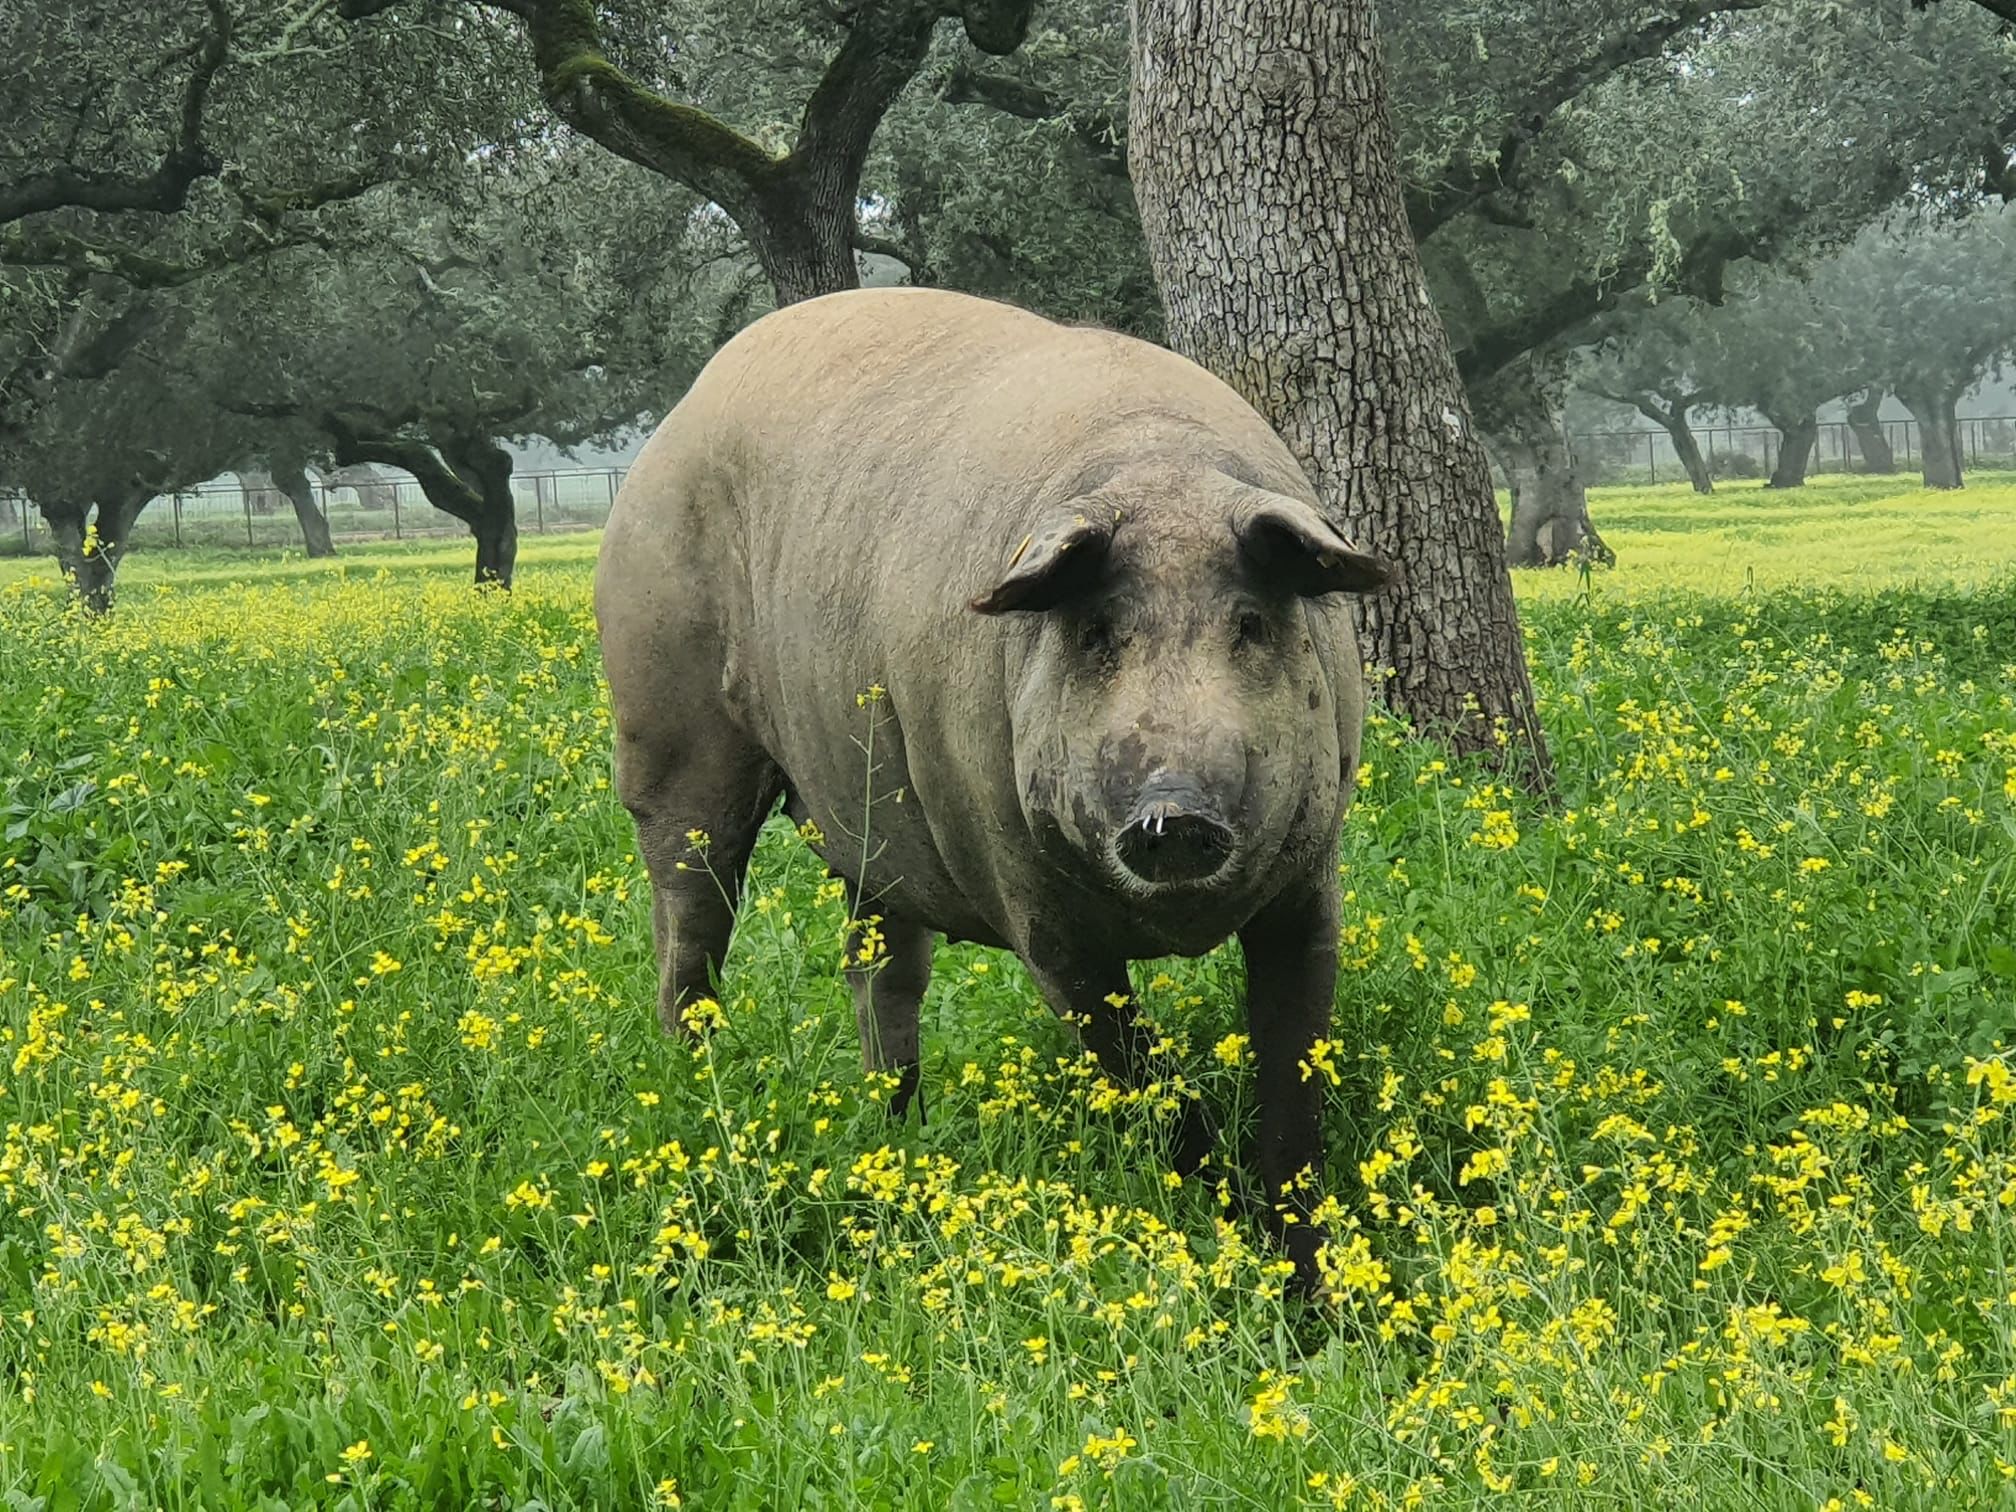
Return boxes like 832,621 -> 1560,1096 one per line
1079,613 -> 1119,657
1235,610 -> 1271,649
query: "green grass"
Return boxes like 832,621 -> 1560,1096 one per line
1,475 -> 2015,1507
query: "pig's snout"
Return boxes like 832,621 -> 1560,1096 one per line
1114,772 -> 1236,885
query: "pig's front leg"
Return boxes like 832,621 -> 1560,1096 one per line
1020,946 -> 1217,1176
1237,875 -> 1340,1286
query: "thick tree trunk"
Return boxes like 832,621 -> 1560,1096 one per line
40,488 -> 149,612
1764,411 -> 1818,489
749,185 -> 862,307
272,456 -> 337,558
1632,392 -> 1712,494
1845,389 -> 1895,473
1484,363 -> 1611,568
1127,0 -> 1550,783
444,433 -> 519,588
327,462 -> 394,511
327,422 -> 519,586
240,473 -> 281,515
1898,389 -> 1964,489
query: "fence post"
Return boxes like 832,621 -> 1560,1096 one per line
536,473 -> 547,533
174,493 -> 183,548
605,469 -> 619,513
1647,433 -> 1656,485
244,488 -> 255,547
393,483 -> 402,540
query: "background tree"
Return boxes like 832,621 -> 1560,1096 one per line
5,303 -> 258,609
203,149 -> 724,587
1128,0 -> 1551,781
1475,352 -> 1612,567
1,0 -> 527,497
339,0 -> 1040,305
1844,388 -> 1898,473
1576,304 -> 1717,494
1822,208 -> 2016,488
1685,271 -> 1858,489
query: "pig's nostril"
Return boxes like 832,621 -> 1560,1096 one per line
1116,802 -> 1235,884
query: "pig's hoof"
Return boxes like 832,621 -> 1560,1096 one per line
1167,1101 -> 1218,1175
662,993 -> 726,1038
888,1061 -> 926,1124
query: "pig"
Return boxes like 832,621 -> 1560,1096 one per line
595,287 -> 1390,1277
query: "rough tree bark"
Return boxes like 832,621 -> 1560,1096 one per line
1128,0 -> 1550,779
271,454 -> 337,558
1845,389 -> 1895,473
326,420 -> 519,585
1482,362 -> 1612,568
40,486 -> 153,613
1896,388 -> 1965,489
1763,409 -> 1818,489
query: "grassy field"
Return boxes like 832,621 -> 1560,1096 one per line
1,474 -> 2014,1508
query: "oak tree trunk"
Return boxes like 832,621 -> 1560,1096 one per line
1898,389 -> 1964,489
41,488 -> 149,612
273,457 -> 337,558
1633,393 -> 1712,494
1845,389 -> 1895,473
1128,0 -> 1550,782
749,184 -> 861,306
446,434 -> 520,588
1765,411 -> 1818,490
240,472 -> 282,515
1485,363 -> 1611,568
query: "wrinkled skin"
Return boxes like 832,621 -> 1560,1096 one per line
596,289 -> 1389,1281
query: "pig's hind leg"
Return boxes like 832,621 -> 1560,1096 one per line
615,720 -> 783,1035
845,909 -> 934,1121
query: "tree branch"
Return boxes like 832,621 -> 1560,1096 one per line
940,60 -> 1128,176
497,0 -> 786,215
1405,0 -> 1766,241
323,417 -> 486,522
0,0 -> 233,228
852,229 -> 921,276
0,222 -> 328,289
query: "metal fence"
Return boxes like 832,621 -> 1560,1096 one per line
8,417 -> 2016,559
1573,415 -> 2016,486
0,465 -> 630,558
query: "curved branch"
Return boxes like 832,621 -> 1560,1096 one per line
0,1 -> 233,227
505,1 -> 783,215
323,418 -> 485,521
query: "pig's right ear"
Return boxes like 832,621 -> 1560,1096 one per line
969,511 -> 1116,614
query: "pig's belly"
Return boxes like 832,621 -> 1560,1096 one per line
779,782 -> 1010,949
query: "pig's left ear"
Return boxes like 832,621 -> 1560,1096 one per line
1233,492 -> 1393,596
970,509 -> 1117,614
